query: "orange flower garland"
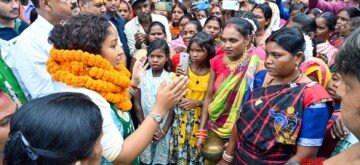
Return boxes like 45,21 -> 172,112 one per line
47,48 -> 132,111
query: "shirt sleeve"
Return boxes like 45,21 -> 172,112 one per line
8,40 -> 54,99
124,22 -> 137,56
297,102 -> 330,147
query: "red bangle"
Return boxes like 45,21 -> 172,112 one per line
131,84 -> 138,90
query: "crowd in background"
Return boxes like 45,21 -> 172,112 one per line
0,0 -> 360,164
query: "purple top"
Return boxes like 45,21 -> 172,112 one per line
309,0 -> 359,14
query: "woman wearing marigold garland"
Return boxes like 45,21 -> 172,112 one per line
218,27 -> 333,165
196,18 -> 263,163
46,14 -> 188,165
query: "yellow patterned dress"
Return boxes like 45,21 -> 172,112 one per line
170,69 -> 210,165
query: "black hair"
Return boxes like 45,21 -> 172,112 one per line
29,8 -> 38,24
172,2 -> 188,16
225,18 -> 254,38
291,13 -> 317,57
48,14 -> 111,55
147,21 -> 167,36
239,11 -> 259,32
196,9 -> 209,21
4,92 -> 103,165
335,27 -> 360,82
184,20 -> 203,33
292,13 -> 317,34
252,3 -> 272,28
290,3 -> 306,13
179,13 -> 195,23
340,7 -> 360,18
204,16 -> 223,29
306,8 -> 323,17
188,32 -> 216,67
316,12 -> 337,32
32,0 -> 39,8
147,40 -> 172,72
350,17 -> 360,35
266,27 -> 305,57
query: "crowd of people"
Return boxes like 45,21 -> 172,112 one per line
0,0 -> 360,164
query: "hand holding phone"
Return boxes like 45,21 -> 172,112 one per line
179,52 -> 190,75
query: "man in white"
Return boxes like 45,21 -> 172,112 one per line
4,0 -> 73,99
125,0 -> 172,56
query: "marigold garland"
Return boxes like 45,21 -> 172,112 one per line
47,48 -> 132,111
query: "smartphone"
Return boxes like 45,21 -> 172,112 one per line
155,0 -> 172,12
222,0 -> 240,11
179,52 -> 190,74
192,0 -> 210,11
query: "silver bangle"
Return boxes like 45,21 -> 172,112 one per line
222,151 -> 234,163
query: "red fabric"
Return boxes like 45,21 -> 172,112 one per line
301,158 -> 324,165
317,111 -> 341,158
171,53 -> 180,72
303,83 -> 333,109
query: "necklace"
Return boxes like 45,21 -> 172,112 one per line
255,71 -> 303,107
223,52 -> 247,71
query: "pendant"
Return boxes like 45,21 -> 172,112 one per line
255,99 -> 263,106
196,80 -> 199,84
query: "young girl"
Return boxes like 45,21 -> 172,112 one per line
170,32 -> 215,165
134,40 -> 175,165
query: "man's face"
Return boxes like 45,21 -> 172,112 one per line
0,0 -> 20,21
0,92 -> 16,150
133,0 -> 151,17
46,0 -> 73,23
105,0 -> 119,13
79,0 -> 106,15
340,74 -> 360,138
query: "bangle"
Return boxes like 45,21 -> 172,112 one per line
222,151 -> 234,163
128,87 -> 135,96
131,84 -> 138,90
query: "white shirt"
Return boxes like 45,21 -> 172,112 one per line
124,13 -> 172,56
4,15 -> 57,100
60,85 -> 124,161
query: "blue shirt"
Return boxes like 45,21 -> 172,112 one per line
0,18 -> 29,41
104,12 -> 130,66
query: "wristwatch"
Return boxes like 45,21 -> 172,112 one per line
148,112 -> 164,123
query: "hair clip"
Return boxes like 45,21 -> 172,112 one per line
17,132 -> 39,160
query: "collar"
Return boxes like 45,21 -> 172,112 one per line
33,15 -> 54,31
134,13 -> 154,27
0,18 -> 22,31
104,11 -> 121,21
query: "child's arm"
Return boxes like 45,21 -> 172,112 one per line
133,89 -> 145,124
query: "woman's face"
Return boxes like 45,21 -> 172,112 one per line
119,2 -> 130,21
179,18 -> 190,33
326,73 -> 345,101
148,49 -> 168,71
253,8 -> 269,31
189,42 -> 207,65
315,16 -> 332,42
210,6 -> 222,18
265,41 -> 303,77
196,10 -> 207,20
172,5 -> 184,23
336,10 -> 351,36
148,25 -> 166,42
101,26 -> 125,70
181,23 -> 198,46
204,20 -> 221,38
221,26 -> 249,59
